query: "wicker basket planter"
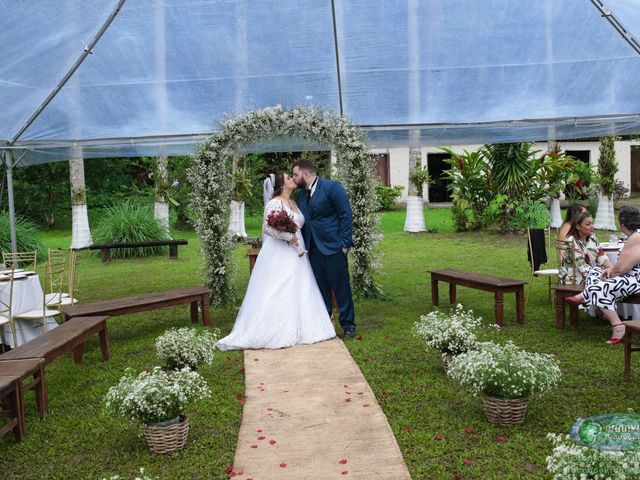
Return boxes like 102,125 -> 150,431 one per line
482,395 -> 530,426
143,415 -> 189,453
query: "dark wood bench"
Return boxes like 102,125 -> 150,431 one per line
624,320 -> 640,381
428,268 -> 527,327
0,316 -> 110,365
88,239 -> 188,262
0,358 -> 46,435
61,286 -> 212,326
552,284 -> 640,329
0,374 -> 23,441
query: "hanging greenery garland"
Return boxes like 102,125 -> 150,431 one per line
189,105 -> 382,306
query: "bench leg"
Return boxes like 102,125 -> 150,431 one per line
555,291 -> 566,329
73,343 -> 85,364
99,324 -> 110,361
201,294 -> 211,326
33,366 -> 47,418
569,304 -> 579,327
169,245 -> 178,259
12,385 -> 23,441
516,287 -> 525,324
190,301 -> 199,324
624,328 -> 632,381
431,277 -> 439,307
101,248 -> 111,263
449,283 -> 457,304
494,291 -> 504,327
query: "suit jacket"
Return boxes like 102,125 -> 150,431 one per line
297,177 -> 353,255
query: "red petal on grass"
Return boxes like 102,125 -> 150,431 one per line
253,358 -> 259,362
495,435 -> 506,442
226,465 -> 233,473
279,463 -> 287,468
235,396 -> 245,405
250,445 -> 258,449
464,425 -> 472,434
226,356 -> 231,364
345,391 -> 351,395
358,392 -> 364,395
341,471 -> 349,475
362,404 -> 370,407
454,474 -> 462,480
234,358 -> 239,364
345,398 -> 352,403
463,459 -> 474,465
403,426 -> 412,433
256,429 -> 262,433
435,434 -> 444,441
343,384 -> 349,388
356,335 -> 363,340
380,390 -> 388,397
257,436 -> 266,440
267,408 -> 273,411
269,439 -> 277,445
239,367 -> 245,374
338,459 -> 348,464
230,472 -> 236,477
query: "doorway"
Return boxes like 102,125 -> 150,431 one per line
426,153 -> 452,202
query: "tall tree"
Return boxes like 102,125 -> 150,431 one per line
153,155 -> 171,237
69,147 -> 93,248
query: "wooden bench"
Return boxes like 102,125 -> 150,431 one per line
0,316 -> 110,365
428,268 -> 527,326
61,286 -> 212,326
552,284 -> 640,329
624,320 -> 640,381
0,359 -> 46,431
0,374 -> 23,441
88,239 -> 188,262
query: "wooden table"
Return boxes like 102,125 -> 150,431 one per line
428,268 -> 527,326
0,358 -> 47,420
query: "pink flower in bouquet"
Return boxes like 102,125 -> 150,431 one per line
266,210 -> 304,256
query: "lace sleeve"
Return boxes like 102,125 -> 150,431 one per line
262,200 -> 294,242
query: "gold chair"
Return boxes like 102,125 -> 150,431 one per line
2,251 -> 37,271
14,260 -> 63,333
45,249 -> 78,307
526,227 -> 559,305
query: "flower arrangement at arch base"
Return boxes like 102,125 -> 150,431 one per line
447,341 -> 562,426
104,367 -> 210,453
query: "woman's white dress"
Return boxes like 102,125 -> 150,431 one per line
216,199 -> 336,350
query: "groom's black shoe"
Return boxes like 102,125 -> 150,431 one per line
343,329 -> 356,339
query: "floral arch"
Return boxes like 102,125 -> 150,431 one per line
189,105 -> 381,306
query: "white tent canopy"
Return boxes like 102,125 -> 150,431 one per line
1,0 -> 640,165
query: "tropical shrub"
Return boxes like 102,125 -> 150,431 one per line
509,200 -> 552,230
409,165 -> 431,197
93,202 -> 170,258
376,183 -> 404,210
598,136 -> 620,198
0,213 -> 45,260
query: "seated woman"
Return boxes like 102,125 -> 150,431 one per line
559,211 -> 612,285
568,205 -> 640,344
557,203 -> 587,241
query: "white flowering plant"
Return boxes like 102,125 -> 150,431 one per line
155,327 -> 219,370
447,341 -> 562,399
546,433 -> 640,479
413,304 -> 491,355
104,367 -> 210,425
101,468 -> 156,480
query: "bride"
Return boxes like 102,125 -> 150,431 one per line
216,171 -> 336,350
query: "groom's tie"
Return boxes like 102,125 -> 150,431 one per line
306,188 -> 311,200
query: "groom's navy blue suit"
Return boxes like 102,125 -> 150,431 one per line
297,177 -> 356,333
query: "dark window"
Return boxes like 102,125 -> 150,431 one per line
426,153 -> 452,202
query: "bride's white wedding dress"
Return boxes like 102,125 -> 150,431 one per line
216,199 -> 336,351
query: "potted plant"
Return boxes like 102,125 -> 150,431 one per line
593,136 -> 620,231
537,144 -> 576,228
104,367 -> 210,453
413,304 -> 489,371
448,341 -> 561,426
229,162 -> 254,239
404,164 -> 431,233
155,327 -> 220,370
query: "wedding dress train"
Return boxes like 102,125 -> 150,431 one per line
216,200 -> 336,350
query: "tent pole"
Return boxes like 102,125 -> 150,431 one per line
4,150 -> 17,255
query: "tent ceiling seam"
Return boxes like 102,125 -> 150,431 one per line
589,0 -> 640,57
8,0 -> 128,146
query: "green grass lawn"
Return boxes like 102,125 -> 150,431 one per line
1,207 -> 638,479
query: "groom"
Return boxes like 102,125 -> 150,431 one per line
292,159 -> 356,338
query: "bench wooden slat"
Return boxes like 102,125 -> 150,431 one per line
89,239 -> 187,249
430,268 -> 527,288
0,316 -> 109,365
61,286 -> 212,326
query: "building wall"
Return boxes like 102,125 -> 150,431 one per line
372,140 -> 633,203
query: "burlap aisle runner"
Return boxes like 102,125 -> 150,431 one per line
229,338 -> 412,479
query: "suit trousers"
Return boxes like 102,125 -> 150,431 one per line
307,238 -> 356,332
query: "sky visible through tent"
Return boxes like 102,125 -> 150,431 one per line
1,0 -> 640,165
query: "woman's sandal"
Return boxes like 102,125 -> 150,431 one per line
566,293 -> 586,304
607,323 -> 626,345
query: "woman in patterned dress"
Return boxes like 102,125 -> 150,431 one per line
560,211 -> 612,285
568,206 -> 640,344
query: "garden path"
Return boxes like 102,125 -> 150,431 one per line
229,338 -> 411,479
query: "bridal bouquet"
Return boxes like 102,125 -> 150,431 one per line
266,209 -> 304,256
